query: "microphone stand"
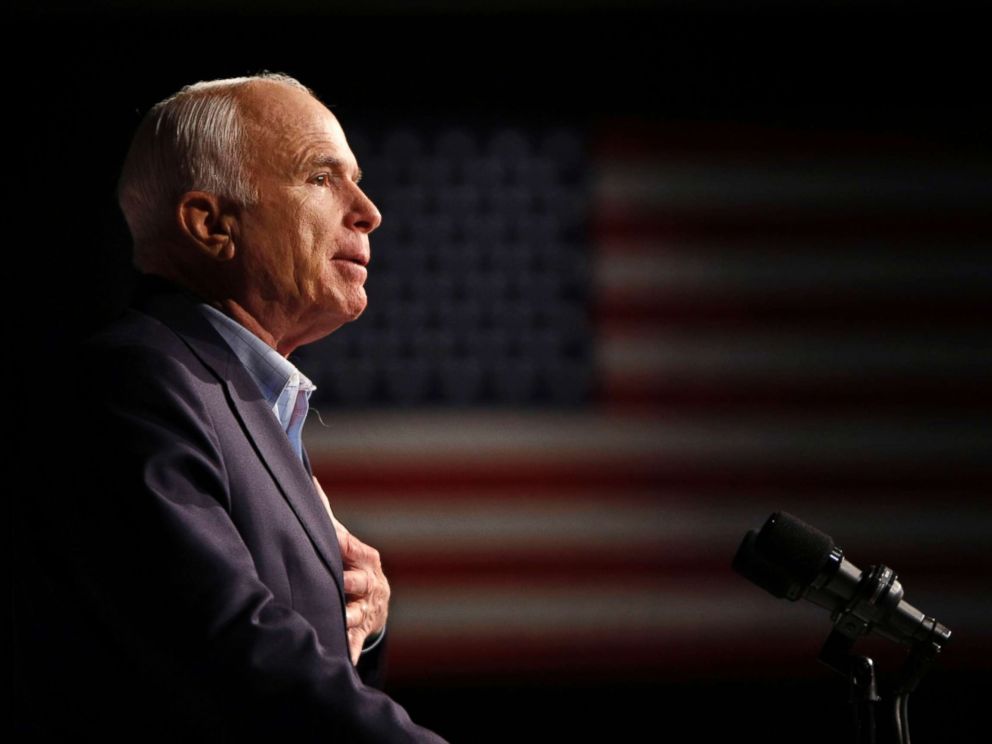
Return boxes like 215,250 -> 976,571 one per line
819,628 -> 880,744
891,638 -> 943,744
817,563 -> 947,744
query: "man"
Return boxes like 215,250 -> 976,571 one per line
15,74 -> 445,742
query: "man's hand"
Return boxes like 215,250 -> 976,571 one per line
312,477 -> 390,665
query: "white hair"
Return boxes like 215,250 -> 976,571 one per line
117,72 -> 312,271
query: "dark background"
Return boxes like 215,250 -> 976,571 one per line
14,3 -> 990,350
13,3 -> 990,742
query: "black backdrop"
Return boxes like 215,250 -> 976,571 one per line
16,5 -> 989,347
13,4 -> 990,742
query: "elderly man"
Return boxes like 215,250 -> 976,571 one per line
16,74 -> 445,742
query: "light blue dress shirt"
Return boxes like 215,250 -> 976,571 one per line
198,303 -> 315,464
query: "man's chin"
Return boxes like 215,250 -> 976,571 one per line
329,292 -> 368,327
345,291 -> 368,320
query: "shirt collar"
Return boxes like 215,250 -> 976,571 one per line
196,303 -> 316,414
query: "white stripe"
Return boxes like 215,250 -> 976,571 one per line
387,581 -> 986,638
599,330 -> 991,378
594,246 -> 992,296
332,493 -> 992,556
304,411 -> 991,463
393,582 -> 822,636
596,161 -> 992,211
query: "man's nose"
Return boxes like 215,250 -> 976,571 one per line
348,187 -> 382,234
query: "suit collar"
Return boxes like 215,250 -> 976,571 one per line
129,274 -> 346,603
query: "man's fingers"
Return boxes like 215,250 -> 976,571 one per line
313,474 -> 390,650
312,475 -> 381,569
338,531 -> 381,568
335,524 -> 357,560
343,568 -> 370,596
345,601 -> 364,629
347,629 -> 364,666
346,600 -> 374,665
311,475 -> 337,522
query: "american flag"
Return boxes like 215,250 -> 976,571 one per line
306,117 -> 992,684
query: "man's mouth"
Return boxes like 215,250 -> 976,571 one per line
333,253 -> 369,267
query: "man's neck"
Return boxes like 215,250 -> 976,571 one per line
143,267 -> 315,356
210,298 -> 286,355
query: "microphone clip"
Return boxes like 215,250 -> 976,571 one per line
829,562 -> 904,642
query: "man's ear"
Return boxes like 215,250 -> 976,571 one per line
177,191 -> 237,261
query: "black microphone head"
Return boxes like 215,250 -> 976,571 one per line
732,529 -> 801,599
733,512 -> 836,600
756,512 -> 835,591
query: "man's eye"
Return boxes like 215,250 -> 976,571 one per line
313,174 -> 332,185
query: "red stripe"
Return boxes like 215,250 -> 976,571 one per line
596,380 -> 992,413
384,632 -> 990,682
595,240 -> 991,258
315,486 -> 992,508
594,120 -> 958,160
595,295 -> 992,331
592,212 -> 990,241
378,555 -> 991,587
324,487 -> 988,511
312,460 -> 992,493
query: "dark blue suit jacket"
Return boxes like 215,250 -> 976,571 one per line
15,274 -> 443,742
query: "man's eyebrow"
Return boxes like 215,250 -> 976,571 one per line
306,155 -> 363,182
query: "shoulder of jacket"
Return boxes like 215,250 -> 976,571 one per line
75,309 -> 222,398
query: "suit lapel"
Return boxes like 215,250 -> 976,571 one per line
131,276 -> 346,605
222,366 -> 346,600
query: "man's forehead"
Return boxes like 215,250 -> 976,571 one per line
288,123 -> 358,172
239,81 -> 356,169
300,151 -> 362,177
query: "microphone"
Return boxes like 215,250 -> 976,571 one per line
732,511 -> 951,649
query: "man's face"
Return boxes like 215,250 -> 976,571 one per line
233,82 -> 381,345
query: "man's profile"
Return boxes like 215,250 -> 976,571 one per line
14,73 -> 445,742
